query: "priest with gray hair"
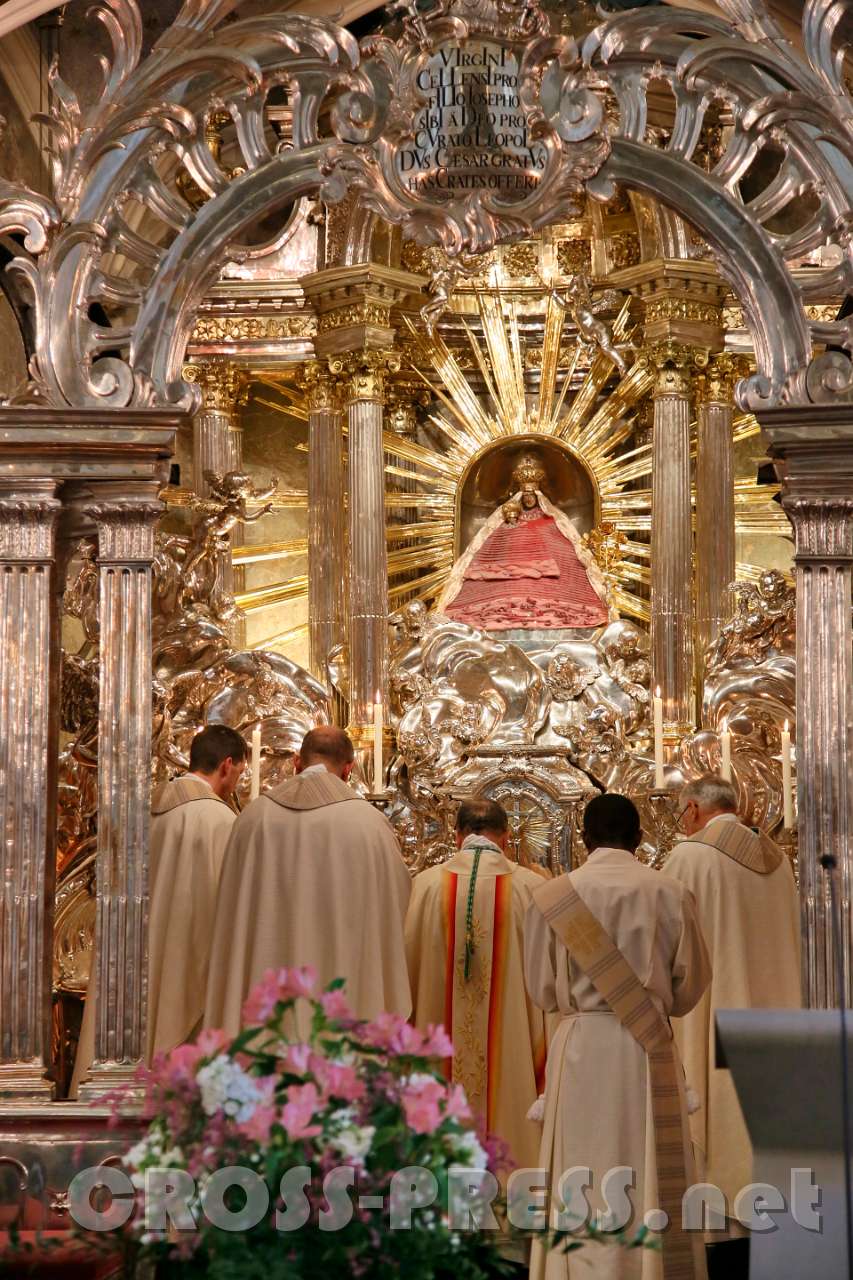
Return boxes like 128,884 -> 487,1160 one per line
665,772 -> 801,1278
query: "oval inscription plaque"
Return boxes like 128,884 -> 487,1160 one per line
396,39 -> 548,201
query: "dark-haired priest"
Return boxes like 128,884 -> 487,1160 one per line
71,725 -> 246,1094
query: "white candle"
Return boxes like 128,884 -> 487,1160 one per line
250,724 -> 262,801
720,728 -> 732,782
781,720 -> 794,829
653,687 -> 665,789
373,695 -> 383,793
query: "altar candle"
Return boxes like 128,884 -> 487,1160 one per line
781,721 -> 794,829
653,687 -> 665,789
373,695 -> 383,793
250,724 -> 261,801
720,727 -> 732,782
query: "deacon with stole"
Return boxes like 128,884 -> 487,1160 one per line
525,794 -> 711,1280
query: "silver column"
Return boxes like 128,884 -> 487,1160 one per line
762,407 -> 853,1006
0,480 -> 61,1101
695,356 -> 739,682
78,487 -> 162,1098
304,363 -> 345,684
649,345 -> 701,733
335,352 -> 397,736
184,361 -> 245,643
184,362 -> 245,496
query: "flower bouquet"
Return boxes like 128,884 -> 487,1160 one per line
116,968 -> 516,1280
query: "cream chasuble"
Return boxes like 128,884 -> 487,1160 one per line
524,849 -> 711,1280
665,816 -> 801,1224
70,775 -> 235,1095
405,835 -> 548,1170
203,768 -> 412,1039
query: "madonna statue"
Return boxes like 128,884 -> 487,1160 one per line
437,457 -> 612,631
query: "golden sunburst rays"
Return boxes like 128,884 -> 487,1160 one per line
385,290 -> 654,622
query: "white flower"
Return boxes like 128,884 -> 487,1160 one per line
329,1105 -> 358,1131
330,1123 -> 375,1163
125,1125 -> 173,1171
447,1129 -> 489,1169
197,1054 -> 264,1123
401,1070 -> 441,1095
158,1146 -> 185,1169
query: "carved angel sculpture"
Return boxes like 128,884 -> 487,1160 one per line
420,264 -> 460,337
180,470 -> 277,617
546,273 -> 631,375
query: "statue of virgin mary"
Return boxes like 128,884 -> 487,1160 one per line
437,456 -> 612,632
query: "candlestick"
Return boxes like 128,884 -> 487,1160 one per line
250,724 -> 261,801
373,696 -> 383,793
781,720 -> 794,829
720,728 -> 732,782
653,688 -> 665,789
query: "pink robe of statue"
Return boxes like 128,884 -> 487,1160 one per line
445,507 -> 609,630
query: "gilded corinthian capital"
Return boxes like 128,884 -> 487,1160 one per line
183,361 -> 247,412
643,342 -> 709,396
695,353 -> 752,404
328,350 -> 403,404
297,360 -> 343,413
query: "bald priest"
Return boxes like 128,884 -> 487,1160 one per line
72,724 -> 246,1094
204,726 -> 412,1039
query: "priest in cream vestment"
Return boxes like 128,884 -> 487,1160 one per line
525,794 -> 711,1280
71,725 -> 246,1094
204,727 -> 412,1038
405,799 -> 548,1171
665,774 -> 801,1262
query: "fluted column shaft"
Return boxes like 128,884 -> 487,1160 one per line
335,352 -> 398,732
650,348 -> 701,731
184,362 -> 245,496
79,486 -> 162,1097
762,407 -> 853,1008
184,361 -> 246,644
0,480 -> 61,1101
304,365 -> 345,683
695,356 -> 741,687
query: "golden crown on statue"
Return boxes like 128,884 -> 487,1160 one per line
512,456 -> 547,491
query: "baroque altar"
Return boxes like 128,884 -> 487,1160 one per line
0,0 -> 851,1242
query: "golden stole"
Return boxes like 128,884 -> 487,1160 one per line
534,875 -> 701,1280
685,816 -> 783,874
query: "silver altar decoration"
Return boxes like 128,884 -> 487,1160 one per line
760,407 -> 853,1008
0,0 -> 850,1110
302,363 -> 346,684
53,488 -> 331,1041
386,605 -> 659,869
0,0 -> 849,414
0,479 -> 61,1100
696,357 -> 741,679
0,407 -> 181,1102
692,569 -> 796,834
649,349 -> 701,734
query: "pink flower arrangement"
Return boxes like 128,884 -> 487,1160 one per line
114,971 -> 508,1279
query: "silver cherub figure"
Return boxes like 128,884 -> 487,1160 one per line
545,273 -> 632,375
181,470 -> 277,619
